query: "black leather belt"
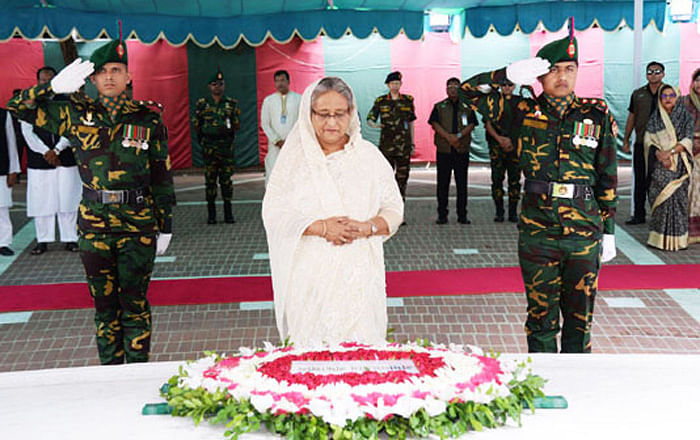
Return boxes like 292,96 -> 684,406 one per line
524,179 -> 593,200
82,186 -> 150,205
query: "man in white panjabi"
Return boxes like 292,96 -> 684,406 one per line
262,77 -> 403,347
21,66 -> 82,255
0,108 -> 20,256
260,69 -> 301,186
21,122 -> 81,255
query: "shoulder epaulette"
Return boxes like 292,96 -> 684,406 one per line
579,97 -> 609,113
137,100 -> 165,114
405,94 -> 414,101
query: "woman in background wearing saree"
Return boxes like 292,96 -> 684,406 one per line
644,84 -> 694,251
262,77 -> 403,347
681,69 -> 700,244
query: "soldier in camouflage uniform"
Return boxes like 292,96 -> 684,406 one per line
192,69 -> 240,224
367,71 -> 416,207
8,39 -> 175,365
483,79 -> 528,222
461,31 -> 618,353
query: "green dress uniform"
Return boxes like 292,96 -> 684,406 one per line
7,40 -> 175,364
461,36 -> 618,353
367,73 -> 417,200
483,86 -> 527,221
193,70 -> 240,224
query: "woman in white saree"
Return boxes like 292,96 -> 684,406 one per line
262,77 -> 404,347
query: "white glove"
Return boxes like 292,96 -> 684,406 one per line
50,58 -> 94,94
506,57 -> 551,85
601,234 -> 616,263
156,233 -> 172,256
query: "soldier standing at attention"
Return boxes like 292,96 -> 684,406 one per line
8,38 -> 175,365
461,23 -> 618,353
483,79 -> 527,223
367,71 -> 416,215
193,69 -> 240,224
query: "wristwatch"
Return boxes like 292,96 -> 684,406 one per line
369,221 -> 378,236
456,132 -> 463,139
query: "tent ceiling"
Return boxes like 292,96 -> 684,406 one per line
1,1 -> 666,46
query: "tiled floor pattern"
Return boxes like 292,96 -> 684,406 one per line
1,290 -> 698,372
0,165 -> 699,372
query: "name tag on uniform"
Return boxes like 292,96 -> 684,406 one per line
523,117 -> 547,130
280,115 -> 287,124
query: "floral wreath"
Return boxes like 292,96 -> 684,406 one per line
162,342 -> 545,439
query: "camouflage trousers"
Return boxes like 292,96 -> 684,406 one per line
518,233 -> 601,353
488,141 -> 521,202
382,152 -> 411,200
79,232 -> 156,365
202,141 -> 235,202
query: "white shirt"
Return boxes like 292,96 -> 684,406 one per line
3,114 -> 20,175
20,121 -> 71,156
260,91 -> 301,145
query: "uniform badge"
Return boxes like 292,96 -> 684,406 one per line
122,124 -> 151,150
81,112 -> 95,126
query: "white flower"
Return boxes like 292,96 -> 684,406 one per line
238,346 -> 255,357
273,397 -> 300,414
465,345 -> 484,356
422,398 -> 447,417
262,341 -> 276,352
250,393 -> 275,413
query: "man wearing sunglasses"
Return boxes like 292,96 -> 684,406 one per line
622,61 -> 665,225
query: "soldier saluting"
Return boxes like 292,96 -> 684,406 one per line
8,38 -> 175,365
461,21 -> 618,353
193,69 -> 240,224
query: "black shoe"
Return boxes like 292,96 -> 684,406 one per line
64,242 -> 79,252
436,217 -> 448,225
401,221 -> 407,226
625,217 -> 645,225
458,218 -> 471,225
0,246 -> 14,256
494,201 -> 505,222
223,202 -> 235,224
31,243 -> 47,255
508,202 -> 518,223
207,201 -> 217,224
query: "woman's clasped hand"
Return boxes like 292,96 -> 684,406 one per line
320,216 -> 373,245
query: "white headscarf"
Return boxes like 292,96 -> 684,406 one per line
262,78 -> 403,338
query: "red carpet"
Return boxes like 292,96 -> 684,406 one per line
1,264 -> 698,312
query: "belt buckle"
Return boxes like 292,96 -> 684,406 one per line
551,183 -> 574,199
101,190 -> 123,204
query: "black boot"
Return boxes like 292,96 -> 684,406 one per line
207,201 -> 217,224
508,202 -> 518,223
223,201 -> 235,224
494,201 -> 504,222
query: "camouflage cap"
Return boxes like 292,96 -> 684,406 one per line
208,69 -> 224,84
385,71 -> 402,83
536,35 -> 578,66
90,40 -> 128,70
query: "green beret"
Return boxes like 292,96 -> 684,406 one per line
385,71 -> 402,84
90,40 -> 128,70
208,69 -> 224,84
536,36 -> 578,65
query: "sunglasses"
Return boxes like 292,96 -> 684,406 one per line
647,69 -> 663,75
660,93 -> 677,99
